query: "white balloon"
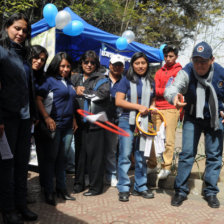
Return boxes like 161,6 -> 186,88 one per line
55,10 -> 71,29
122,30 -> 135,43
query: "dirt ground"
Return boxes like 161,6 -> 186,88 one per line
171,126 -> 224,182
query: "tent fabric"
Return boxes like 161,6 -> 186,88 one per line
31,7 -> 162,63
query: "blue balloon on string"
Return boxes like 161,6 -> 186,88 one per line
63,20 -> 84,36
116,37 -> 128,50
159,44 -> 167,60
43,4 -> 58,27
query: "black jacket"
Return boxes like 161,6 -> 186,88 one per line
71,72 -> 110,129
0,43 -> 38,124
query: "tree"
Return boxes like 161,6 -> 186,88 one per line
0,0 -> 223,50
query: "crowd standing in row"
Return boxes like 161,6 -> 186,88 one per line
1,12 -> 224,224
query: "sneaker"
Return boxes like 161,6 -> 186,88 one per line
111,179 -> 118,187
158,169 -> 171,179
147,167 -> 158,174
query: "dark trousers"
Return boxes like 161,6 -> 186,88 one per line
43,128 -> 73,194
74,127 -> 105,194
0,118 -> 31,212
34,123 -> 48,188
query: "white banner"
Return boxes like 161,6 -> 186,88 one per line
31,27 -> 56,70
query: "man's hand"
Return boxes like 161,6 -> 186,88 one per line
0,124 -> 4,138
173,93 -> 187,110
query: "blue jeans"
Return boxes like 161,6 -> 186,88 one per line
117,117 -> 148,193
44,128 -> 73,193
65,135 -> 75,172
175,116 -> 223,197
105,131 -> 118,182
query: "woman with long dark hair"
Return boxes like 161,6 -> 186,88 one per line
0,13 -> 38,223
36,52 -> 77,206
71,50 -> 110,196
30,45 -> 48,190
115,52 -> 156,202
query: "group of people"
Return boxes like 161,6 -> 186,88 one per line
1,12 -> 224,224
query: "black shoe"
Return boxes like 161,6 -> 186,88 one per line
171,193 -> 187,207
17,207 -> 38,221
132,190 -> 154,199
73,185 -> 85,194
56,189 -> 76,200
2,211 -> 24,224
44,192 -> 56,206
83,191 -> 100,196
119,192 -> 130,202
204,195 -> 220,208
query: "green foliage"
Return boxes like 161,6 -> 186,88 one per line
0,0 -> 223,49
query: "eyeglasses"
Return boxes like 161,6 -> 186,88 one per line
83,60 -> 96,65
192,58 -> 209,65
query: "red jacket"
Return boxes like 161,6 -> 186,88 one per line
155,62 -> 182,109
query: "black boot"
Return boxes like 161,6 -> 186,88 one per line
2,210 -> 24,224
17,207 -> 38,221
56,189 -> 76,200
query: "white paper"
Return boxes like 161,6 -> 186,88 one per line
85,111 -> 108,123
0,132 -> 13,160
144,136 -> 153,157
154,122 -> 166,156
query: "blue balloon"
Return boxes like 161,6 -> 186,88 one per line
116,37 -> 128,50
159,44 -> 167,60
43,4 -> 58,27
63,20 -> 84,36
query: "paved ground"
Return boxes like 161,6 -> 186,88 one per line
22,171 -> 224,224
2,127 -> 224,224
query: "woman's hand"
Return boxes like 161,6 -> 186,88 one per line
76,86 -> 85,96
73,118 -> 78,133
149,105 -> 158,114
0,124 -> 4,138
138,105 -> 149,116
220,111 -> 224,123
44,117 -> 56,131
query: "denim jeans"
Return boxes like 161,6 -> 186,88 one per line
175,116 -> 223,197
104,131 -> 118,182
117,117 -> 148,193
65,135 -> 75,172
44,128 -> 73,193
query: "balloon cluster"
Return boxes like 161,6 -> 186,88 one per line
116,30 -> 135,50
43,4 -> 84,36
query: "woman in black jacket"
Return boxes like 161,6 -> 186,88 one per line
0,13 -> 38,224
71,50 -> 110,196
